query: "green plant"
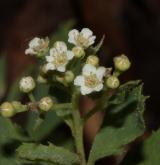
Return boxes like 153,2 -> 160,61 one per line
0,23 -> 159,165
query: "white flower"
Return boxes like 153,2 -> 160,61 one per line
68,28 -> 96,48
45,41 -> 74,72
74,64 -> 106,95
25,37 -> 49,55
19,76 -> 35,93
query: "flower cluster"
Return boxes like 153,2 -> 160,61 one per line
1,27 -> 131,117
23,28 -> 131,96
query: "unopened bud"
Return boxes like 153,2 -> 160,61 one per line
86,55 -> 99,66
106,76 -> 120,89
12,101 -> 27,113
38,97 -> 53,111
0,102 -> 15,117
72,46 -> 85,58
114,54 -> 131,72
40,64 -> 48,75
64,71 -> 74,83
37,75 -> 47,83
19,76 -> 35,93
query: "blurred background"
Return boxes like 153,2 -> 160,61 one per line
0,0 -> 160,164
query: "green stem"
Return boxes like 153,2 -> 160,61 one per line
72,89 -> 86,165
83,92 -> 110,124
53,103 -> 72,110
28,92 -> 36,102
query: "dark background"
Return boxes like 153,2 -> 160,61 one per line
0,0 -> 160,164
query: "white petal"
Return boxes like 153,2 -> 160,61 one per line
25,48 -> 36,55
96,67 -> 106,80
94,83 -> 103,92
29,37 -> 40,48
80,86 -> 93,95
74,76 -> 84,86
67,51 -> 74,60
57,65 -> 66,72
54,41 -> 67,53
82,64 -> 96,75
68,29 -> 79,44
46,56 -> 54,62
46,63 -> 55,70
88,36 -> 96,46
50,48 -> 57,56
81,28 -> 93,38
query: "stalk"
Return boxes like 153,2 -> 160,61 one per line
72,89 -> 86,165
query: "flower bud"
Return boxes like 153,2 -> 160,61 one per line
56,76 -> 65,84
37,75 -> 47,83
11,101 -> 28,113
25,37 -> 49,57
0,102 -> 15,117
38,97 -> 53,111
86,55 -> 99,66
114,54 -> 131,72
106,76 -> 120,89
64,71 -> 74,83
72,46 -> 85,58
19,76 -> 36,93
40,64 -> 48,75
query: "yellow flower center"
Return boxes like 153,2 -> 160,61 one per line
76,34 -> 89,47
54,53 -> 67,67
84,74 -> 100,88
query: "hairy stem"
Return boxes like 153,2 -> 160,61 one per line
72,89 -> 86,165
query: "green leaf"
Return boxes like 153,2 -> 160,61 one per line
17,143 -> 79,165
138,129 -> 160,165
0,117 -> 29,165
26,111 -> 61,141
50,20 -> 75,45
0,55 -> 7,100
34,83 -> 49,100
55,108 -> 74,134
0,116 -> 28,143
88,81 -> 146,164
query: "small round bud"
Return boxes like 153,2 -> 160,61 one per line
12,101 -> 27,113
19,76 -> 36,93
86,55 -> 99,66
106,76 -> 120,89
56,76 -> 64,84
40,64 -> 48,75
0,102 -> 15,117
64,71 -> 74,83
72,46 -> 85,58
38,97 -> 53,111
37,75 -> 47,83
114,54 -> 131,72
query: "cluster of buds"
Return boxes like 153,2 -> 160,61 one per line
0,101 -> 27,117
0,28 -> 131,118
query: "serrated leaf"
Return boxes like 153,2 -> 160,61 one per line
17,143 -> 79,165
138,129 -> 160,165
88,82 -> 146,164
